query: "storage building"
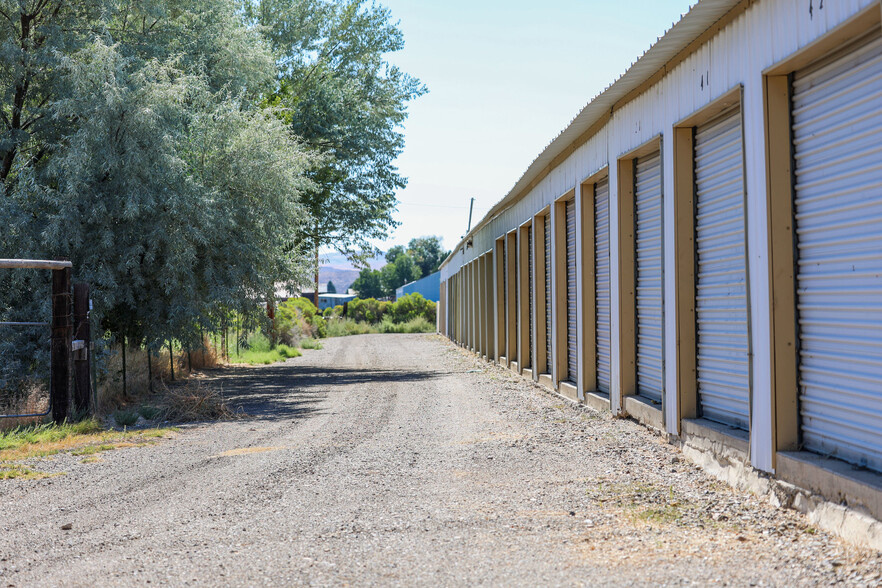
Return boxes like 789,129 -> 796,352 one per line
437,0 -> 882,526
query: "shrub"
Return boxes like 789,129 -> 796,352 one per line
378,316 -> 435,334
277,297 -> 328,341
300,338 -> 323,350
388,293 -> 436,324
347,298 -> 390,323
326,318 -> 378,337
114,409 -> 139,427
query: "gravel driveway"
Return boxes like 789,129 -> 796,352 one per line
1,333 -> 880,587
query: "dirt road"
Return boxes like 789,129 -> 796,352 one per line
1,334 -> 880,586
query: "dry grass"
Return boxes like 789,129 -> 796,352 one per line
159,380 -> 240,422
0,383 -> 50,432
97,338 -> 221,413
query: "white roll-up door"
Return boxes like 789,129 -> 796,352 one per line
514,238 -> 519,362
694,106 -> 751,430
635,152 -> 664,403
545,214 -> 552,374
502,244 -> 507,355
595,178 -> 611,393
792,32 -> 882,472
566,199 -> 578,383
528,228 -> 533,369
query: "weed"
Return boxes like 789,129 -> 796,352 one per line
113,409 -> 139,427
0,464 -> 55,480
299,338 -> 323,350
633,505 -> 684,525
80,457 -> 101,464
138,405 -> 163,420
71,444 -> 115,456
229,342 -> 300,365
378,316 -> 435,334
0,419 -> 102,452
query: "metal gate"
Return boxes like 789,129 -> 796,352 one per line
544,214 -> 552,375
694,106 -> 751,429
792,31 -> 882,472
635,152 -> 664,403
595,178 -> 611,393
565,199 -> 577,383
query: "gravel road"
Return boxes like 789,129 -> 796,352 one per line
1,334 -> 880,587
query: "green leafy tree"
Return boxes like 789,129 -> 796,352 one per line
326,280 -> 337,294
385,245 -> 405,265
381,253 -> 420,297
0,1 -> 313,358
406,236 -> 448,277
351,268 -> 384,299
247,0 -> 427,302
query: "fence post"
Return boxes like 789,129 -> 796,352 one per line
72,283 -> 91,414
51,267 -> 72,423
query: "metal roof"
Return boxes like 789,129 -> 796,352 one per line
439,0 -> 744,270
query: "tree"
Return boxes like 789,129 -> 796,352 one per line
326,281 -> 337,294
381,253 -> 420,298
247,0 -> 427,303
351,268 -> 384,299
407,236 -> 448,277
0,0 -> 313,358
385,245 -> 406,265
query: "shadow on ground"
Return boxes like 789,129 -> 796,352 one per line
204,363 -> 440,422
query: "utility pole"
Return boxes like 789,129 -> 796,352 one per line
466,197 -> 475,233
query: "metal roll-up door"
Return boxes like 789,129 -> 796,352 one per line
545,214 -> 552,374
635,152 -> 664,403
514,238 -> 519,362
528,228 -> 533,369
566,199 -> 577,383
502,244 -> 507,355
694,106 -> 751,430
792,32 -> 882,472
595,178 -> 611,393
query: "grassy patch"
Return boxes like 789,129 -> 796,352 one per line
0,420 -> 176,465
299,338 -> 323,350
378,316 -> 435,334
0,464 -> 57,480
326,318 -> 380,337
229,344 -> 300,365
71,444 -> 115,456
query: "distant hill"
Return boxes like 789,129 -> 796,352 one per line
318,266 -> 361,294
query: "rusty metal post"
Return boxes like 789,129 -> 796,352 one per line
72,283 -> 91,414
51,267 -> 72,423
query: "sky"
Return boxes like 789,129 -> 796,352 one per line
355,0 -> 695,260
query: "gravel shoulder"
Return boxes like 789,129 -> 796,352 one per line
1,334 -> 880,587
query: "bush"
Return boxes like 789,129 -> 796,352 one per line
347,298 -> 389,323
113,409 -> 139,427
326,318 -> 379,337
378,316 -> 435,334
388,293 -> 436,324
277,297 -> 328,341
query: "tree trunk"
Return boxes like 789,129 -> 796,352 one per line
168,340 -> 175,381
121,336 -> 127,397
147,348 -> 153,394
314,237 -> 320,308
